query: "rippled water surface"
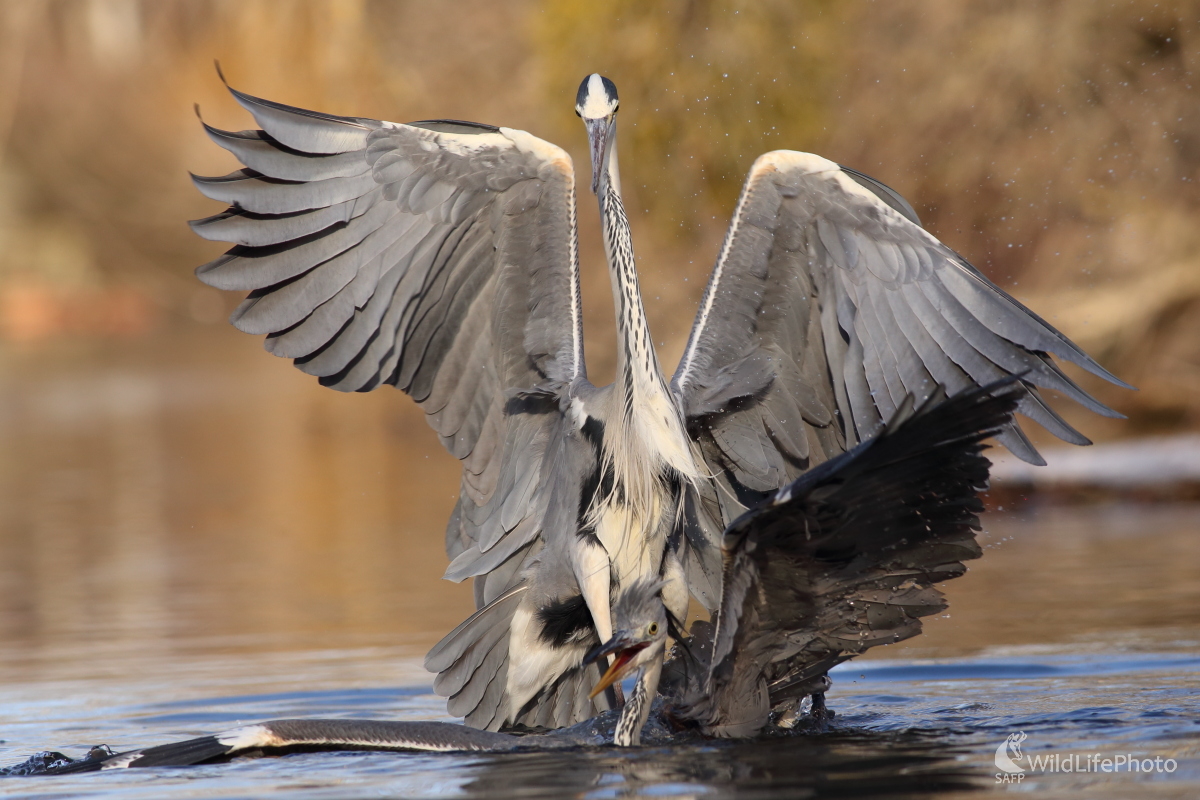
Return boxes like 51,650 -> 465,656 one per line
0,331 -> 1197,798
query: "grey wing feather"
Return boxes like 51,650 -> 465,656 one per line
426,585 -> 525,729
191,82 -> 588,612
677,383 -> 1021,737
671,152 -> 1129,545
513,661 -> 610,730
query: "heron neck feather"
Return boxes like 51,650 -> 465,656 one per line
614,655 -> 662,746
596,135 -> 699,501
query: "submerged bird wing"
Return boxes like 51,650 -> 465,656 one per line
678,381 -> 1021,737
670,151 -> 1128,545
190,77 -> 589,605
30,719 -> 523,773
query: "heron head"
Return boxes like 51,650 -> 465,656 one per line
575,73 -> 619,194
584,579 -> 668,699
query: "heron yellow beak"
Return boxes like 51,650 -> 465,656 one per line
586,637 -> 647,699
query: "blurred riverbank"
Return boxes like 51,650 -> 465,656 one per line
0,0 -> 1195,436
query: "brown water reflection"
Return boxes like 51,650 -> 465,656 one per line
0,326 -> 475,678
0,326 -> 1196,686
879,502 -> 1200,658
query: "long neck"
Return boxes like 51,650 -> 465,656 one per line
595,128 -> 699,492
614,656 -> 663,747
598,133 -> 664,406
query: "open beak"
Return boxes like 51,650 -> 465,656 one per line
584,117 -> 611,195
585,632 -> 646,699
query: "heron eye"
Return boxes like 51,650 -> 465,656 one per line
647,622 -> 659,636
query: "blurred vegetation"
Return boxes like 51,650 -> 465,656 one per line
0,0 -> 1196,435
535,0 -> 839,238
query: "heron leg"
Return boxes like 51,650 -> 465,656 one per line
573,541 -> 613,642
810,692 -> 835,723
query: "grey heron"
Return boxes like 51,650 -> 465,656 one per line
186,70 -> 1127,734
586,382 -> 1021,744
10,379 -> 1020,772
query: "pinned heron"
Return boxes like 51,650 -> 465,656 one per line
185,71 -> 1127,734
9,379 -> 1021,773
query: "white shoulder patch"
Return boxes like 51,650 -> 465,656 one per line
500,127 -> 573,174
567,397 -> 588,430
753,150 -> 839,177
760,151 -> 931,237
439,131 -> 513,158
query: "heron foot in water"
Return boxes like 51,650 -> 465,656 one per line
773,693 -> 836,732
810,692 -> 836,725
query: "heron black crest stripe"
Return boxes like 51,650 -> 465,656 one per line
576,74 -> 618,109
600,76 -> 618,104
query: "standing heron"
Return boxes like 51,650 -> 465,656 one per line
10,379 -> 1021,772
187,71 -> 1127,732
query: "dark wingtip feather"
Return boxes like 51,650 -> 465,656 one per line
118,735 -> 234,768
221,74 -> 372,130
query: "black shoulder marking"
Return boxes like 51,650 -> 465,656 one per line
407,119 -> 500,135
575,524 -> 601,548
577,457 -> 617,529
505,388 -> 560,416
536,595 -> 595,647
581,415 -> 605,448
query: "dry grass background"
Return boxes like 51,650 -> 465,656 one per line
0,0 -> 1196,436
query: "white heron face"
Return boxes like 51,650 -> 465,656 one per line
585,621 -> 668,699
575,73 -> 619,121
576,74 -> 619,194
585,580 -> 669,698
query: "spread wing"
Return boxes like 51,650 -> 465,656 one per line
679,382 -> 1020,737
671,151 -> 1129,535
190,77 -> 586,602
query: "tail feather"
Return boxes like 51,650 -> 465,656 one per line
432,616 -> 510,697
446,634 -> 508,719
466,657 -> 510,731
425,585 -> 525,673
511,660 -> 611,730
428,585 -> 526,729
